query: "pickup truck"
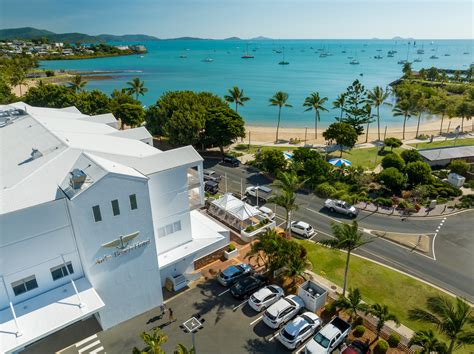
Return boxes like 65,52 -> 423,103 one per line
245,185 -> 272,201
324,199 -> 358,218
305,316 -> 351,354
203,170 -> 222,183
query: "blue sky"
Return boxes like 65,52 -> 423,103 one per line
1,0 -> 472,39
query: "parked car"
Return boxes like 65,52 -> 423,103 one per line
217,263 -> 253,286
324,199 -> 358,218
245,185 -> 272,201
341,340 -> 369,354
248,285 -> 285,312
305,317 -> 351,354
258,206 -> 275,220
222,155 -> 240,167
263,294 -> 305,329
278,312 -> 322,350
230,274 -> 268,299
204,180 -> 219,194
290,221 -> 316,238
203,170 -> 222,183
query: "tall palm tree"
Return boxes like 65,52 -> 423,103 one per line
269,91 -> 292,142
408,329 -> 448,354
332,288 -> 367,323
366,303 -> 400,340
413,91 -> 428,138
431,94 -> 450,135
364,104 -> 376,143
224,86 -> 250,113
367,86 -> 391,141
174,343 -> 195,354
455,100 -> 473,133
392,99 -> 415,140
126,77 -> 148,101
320,221 -> 372,296
283,250 -> 312,288
408,296 -> 474,354
333,93 -> 347,119
303,92 -> 329,139
132,328 -> 168,354
270,171 -> 304,236
68,75 -> 87,93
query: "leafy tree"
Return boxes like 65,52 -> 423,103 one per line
381,153 -> 405,171
74,89 -> 111,115
406,161 -> 432,185
401,149 -> 423,164
126,77 -> 148,101
408,329 -> 448,354
132,328 -> 167,354
174,344 -> 195,354
9,66 -> 27,96
430,93 -> 452,135
224,86 -> 250,113
256,149 -> 287,175
337,80 -> 370,135
384,137 -> 403,151
333,93 -> 347,119
0,79 -> 16,104
269,91 -> 292,142
368,86 -> 391,141
332,288 -> 367,323
110,88 -> 140,115
455,99 -> 473,133
114,103 -> 145,129
366,303 -> 400,339
392,98 -> 415,140
24,83 -> 76,108
68,75 -> 87,93
323,122 -> 358,157
426,67 -> 439,81
283,245 -> 312,288
292,148 -> 330,188
449,160 -> 469,176
413,90 -> 431,138
408,296 -> 474,353
402,62 -> 412,77
303,91 -> 329,139
320,221 -> 371,296
377,167 -> 405,192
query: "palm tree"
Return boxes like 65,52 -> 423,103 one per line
303,92 -> 329,139
174,343 -> 195,354
392,99 -> 415,140
126,77 -> 148,101
283,250 -> 312,288
364,104 -> 376,143
270,171 -> 304,236
367,86 -> 391,141
408,329 -> 447,354
332,288 -> 367,323
333,93 -> 347,119
413,91 -> 428,138
269,91 -> 292,142
408,296 -> 474,354
320,221 -> 372,296
455,100 -> 473,133
68,75 -> 87,93
431,94 -> 451,135
132,328 -> 168,354
366,303 -> 400,340
224,86 -> 250,113
10,67 -> 27,96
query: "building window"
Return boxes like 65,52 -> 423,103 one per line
92,205 -> 102,222
12,275 -> 38,296
111,199 -> 120,216
50,262 -> 74,281
129,194 -> 138,210
158,221 -> 182,238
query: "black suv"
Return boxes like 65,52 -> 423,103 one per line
222,156 -> 240,167
230,275 -> 268,299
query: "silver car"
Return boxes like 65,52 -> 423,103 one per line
278,312 -> 322,349
248,285 -> 284,312
262,294 -> 305,329
324,199 -> 359,218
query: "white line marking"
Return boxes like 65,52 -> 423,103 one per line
436,228 -> 440,232
89,346 -> 105,354
218,289 -> 230,297
75,334 -> 98,347
250,315 -> 263,326
268,332 -> 280,341
78,340 -> 101,353
233,300 -> 247,311
432,233 -> 438,261
295,343 -> 307,354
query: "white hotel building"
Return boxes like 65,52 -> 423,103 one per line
0,103 -> 230,353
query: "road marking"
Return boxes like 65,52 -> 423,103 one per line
250,315 -> 263,326
90,347 -> 105,354
75,334 -> 98,347
233,300 -> 248,311
78,340 -> 101,353
268,332 -> 279,341
218,289 -> 230,297
432,233 -> 438,261
295,343 -> 307,354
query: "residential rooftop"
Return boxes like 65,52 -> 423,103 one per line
418,145 -> 474,161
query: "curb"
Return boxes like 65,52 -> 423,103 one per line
357,206 -> 473,219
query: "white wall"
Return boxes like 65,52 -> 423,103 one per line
67,174 -> 163,329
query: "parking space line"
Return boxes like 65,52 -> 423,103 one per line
218,289 -> 230,296
78,340 -> 101,353
295,344 -> 306,354
89,346 -> 105,354
75,334 -> 98,347
268,332 -> 279,342
232,300 -> 247,311
249,315 -> 263,326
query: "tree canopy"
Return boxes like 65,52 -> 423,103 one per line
337,80 -> 370,135
323,122 -> 358,157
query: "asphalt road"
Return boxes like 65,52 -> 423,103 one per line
205,159 -> 474,302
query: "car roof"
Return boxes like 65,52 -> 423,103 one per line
283,314 -> 312,335
222,265 -> 242,276
258,206 -> 272,213
204,170 -> 215,174
319,323 -> 341,339
254,285 -> 281,300
258,186 -> 272,192
295,221 -> 310,228
205,181 -> 218,186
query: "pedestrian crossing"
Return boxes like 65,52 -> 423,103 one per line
75,334 -> 105,354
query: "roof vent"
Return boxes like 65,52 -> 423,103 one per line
31,148 -> 43,160
70,169 -> 87,190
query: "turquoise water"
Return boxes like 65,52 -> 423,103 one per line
41,39 -> 474,128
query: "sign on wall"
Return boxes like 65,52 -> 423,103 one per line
95,231 -> 150,265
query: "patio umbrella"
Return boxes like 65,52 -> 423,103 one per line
328,158 -> 352,167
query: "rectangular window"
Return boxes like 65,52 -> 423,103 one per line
12,275 -> 38,296
158,221 -> 182,238
50,262 -> 74,281
111,199 -> 120,216
92,205 -> 102,222
173,221 -> 181,232
129,194 -> 138,210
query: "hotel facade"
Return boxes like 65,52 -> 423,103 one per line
0,103 -> 229,353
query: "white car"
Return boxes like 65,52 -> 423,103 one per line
248,285 -> 284,312
258,206 -> 275,220
324,199 -> 358,218
278,312 -> 322,349
262,294 -> 305,329
290,221 -> 316,238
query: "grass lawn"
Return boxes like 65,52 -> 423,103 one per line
299,240 -> 474,353
232,144 -> 292,154
409,138 -> 474,150
327,147 -> 406,170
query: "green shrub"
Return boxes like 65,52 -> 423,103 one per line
45,70 -> 55,77
375,197 -> 393,207
459,195 -> 474,208
449,159 -> 469,176
353,325 -> 366,338
398,199 -> 415,210
353,316 -> 363,326
244,225 -> 255,232
324,302 -> 337,317
387,333 -> 400,348
374,339 -> 389,354
333,181 -> 349,191
315,182 -> 337,198
234,144 -> 248,151
384,137 -> 403,151
381,153 -> 405,171
227,243 -> 236,252
378,167 -> 405,192
401,149 -> 423,163
406,161 -> 432,185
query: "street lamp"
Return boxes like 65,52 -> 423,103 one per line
180,314 -> 205,353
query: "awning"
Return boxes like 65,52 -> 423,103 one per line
1,277 -> 104,354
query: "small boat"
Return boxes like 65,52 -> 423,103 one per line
203,57 -> 214,62
430,55 -> 439,59
417,45 -> 425,54
179,54 -> 187,58
241,44 -> 254,59
361,49 -> 366,52
444,53 -> 450,56
349,59 -> 360,65
359,73 -> 364,76
139,55 -> 144,58
463,52 -> 469,55
397,59 -> 407,64
376,49 -> 382,52
387,52 -> 394,57
347,56 -> 353,59
414,57 -> 422,62
374,55 -> 383,59
319,52 -> 328,58
342,50 -> 346,53
278,47 -> 289,65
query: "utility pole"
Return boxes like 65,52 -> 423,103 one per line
304,127 -> 307,144
225,172 -> 228,193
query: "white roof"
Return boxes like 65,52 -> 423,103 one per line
0,103 -> 202,214
211,193 -> 244,211
109,126 -> 152,141
419,145 -> 474,161
228,203 -> 260,221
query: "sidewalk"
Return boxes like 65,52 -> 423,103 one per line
354,200 -> 468,218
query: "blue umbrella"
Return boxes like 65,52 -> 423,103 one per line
329,158 -> 352,167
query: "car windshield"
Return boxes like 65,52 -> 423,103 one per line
282,329 -> 296,341
265,311 -> 276,321
268,286 -> 279,294
250,295 -> 260,303
301,315 -> 314,325
222,265 -> 241,277
284,298 -> 296,307
314,332 -> 330,348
